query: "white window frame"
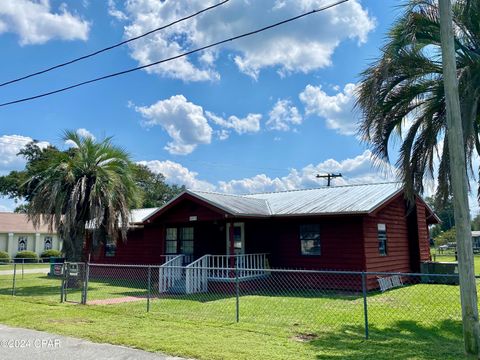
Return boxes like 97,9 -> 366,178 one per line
226,222 -> 245,255
378,223 -> 388,256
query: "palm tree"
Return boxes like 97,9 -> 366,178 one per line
356,0 -> 480,202
27,131 -> 139,261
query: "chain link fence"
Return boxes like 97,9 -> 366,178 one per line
0,260 -> 467,339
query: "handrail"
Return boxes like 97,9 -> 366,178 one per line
159,254 -> 183,293
186,255 -> 209,294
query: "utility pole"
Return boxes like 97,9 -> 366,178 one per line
438,0 -> 480,356
316,173 -> 342,187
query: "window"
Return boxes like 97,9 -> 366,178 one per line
300,224 -> 321,256
378,224 -> 388,256
165,228 -> 178,254
180,227 -> 194,255
18,237 -> 27,251
233,226 -> 242,251
44,237 -> 53,250
105,237 -> 116,257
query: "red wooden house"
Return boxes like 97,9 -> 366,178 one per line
87,182 -> 438,292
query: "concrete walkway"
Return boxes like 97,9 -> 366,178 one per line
0,268 -> 50,276
0,324 -> 190,360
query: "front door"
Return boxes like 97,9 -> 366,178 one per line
226,222 -> 245,255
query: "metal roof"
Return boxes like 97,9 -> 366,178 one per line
185,182 -> 403,217
189,191 -> 270,216
130,208 -> 159,223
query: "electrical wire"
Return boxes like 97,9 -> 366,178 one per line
0,0 -> 349,108
0,0 -> 230,88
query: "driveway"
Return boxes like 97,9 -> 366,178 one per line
0,324 -> 189,360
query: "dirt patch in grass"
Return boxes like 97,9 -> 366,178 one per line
291,333 -> 318,342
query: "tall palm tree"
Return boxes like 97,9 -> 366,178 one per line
356,0 -> 480,202
27,131 -> 139,261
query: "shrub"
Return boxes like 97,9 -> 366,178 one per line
0,251 -> 9,263
14,251 -> 38,263
40,249 -> 62,259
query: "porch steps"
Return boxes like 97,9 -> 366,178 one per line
165,276 -> 187,294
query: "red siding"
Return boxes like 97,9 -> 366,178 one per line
363,196 -> 411,273
88,226 -> 166,265
416,198 -> 431,262
244,216 -> 365,271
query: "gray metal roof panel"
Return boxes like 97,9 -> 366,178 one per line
244,182 -> 402,216
189,190 -> 271,216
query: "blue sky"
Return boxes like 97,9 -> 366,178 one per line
0,0 -> 416,212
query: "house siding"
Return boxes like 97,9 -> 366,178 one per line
363,195 -> 411,273
416,198 -> 431,262
245,216 -> 366,271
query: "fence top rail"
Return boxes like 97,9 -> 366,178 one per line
86,263 -> 472,278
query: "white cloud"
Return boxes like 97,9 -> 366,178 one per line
299,83 -> 358,135
135,95 -> 213,155
139,150 -> 396,196
206,112 -> 261,139
137,160 -> 215,191
108,0 -> 127,21
114,0 -> 375,81
0,135 -> 49,174
266,99 -> 302,131
0,0 -> 90,45
218,150 -> 396,193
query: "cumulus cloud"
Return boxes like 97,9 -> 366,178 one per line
0,0 -> 90,45
266,99 -> 302,131
65,128 -> 96,148
0,135 -> 49,174
112,0 -> 375,81
139,150 -> 396,195
137,160 -> 215,191
299,83 -> 358,135
206,112 -> 261,139
135,95 -> 213,155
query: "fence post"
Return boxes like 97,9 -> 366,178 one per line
235,266 -> 240,323
82,263 -> 90,305
147,266 -> 152,313
12,262 -> 16,296
361,272 -> 369,340
60,263 -> 65,303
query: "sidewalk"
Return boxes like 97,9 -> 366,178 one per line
0,268 -> 49,276
0,324 -> 190,360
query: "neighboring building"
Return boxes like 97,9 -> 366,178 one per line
87,183 -> 439,284
472,231 -> 480,251
0,213 -> 62,258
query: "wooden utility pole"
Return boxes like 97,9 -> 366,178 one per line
316,173 -> 342,187
438,0 -> 480,355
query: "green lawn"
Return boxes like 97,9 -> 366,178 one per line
0,272 -> 469,359
0,263 -> 50,271
431,254 -> 480,275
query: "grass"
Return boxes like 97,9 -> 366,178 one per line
431,254 -> 480,275
0,263 -> 50,271
0,272 -> 469,359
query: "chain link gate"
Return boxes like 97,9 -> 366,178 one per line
60,262 -> 87,304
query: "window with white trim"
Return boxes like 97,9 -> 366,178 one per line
378,223 -> 388,256
300,224 -> 321,256
44,237 -> 53,250
18,237 -> 27,251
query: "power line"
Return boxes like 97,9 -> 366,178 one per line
0,0 -> 231,88
316,173 -> 342,186
0,0 -> 349,108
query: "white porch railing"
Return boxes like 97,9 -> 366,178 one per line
159,255 -> 183,293
185,256 -> 209,294
208,254 -> 268,279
